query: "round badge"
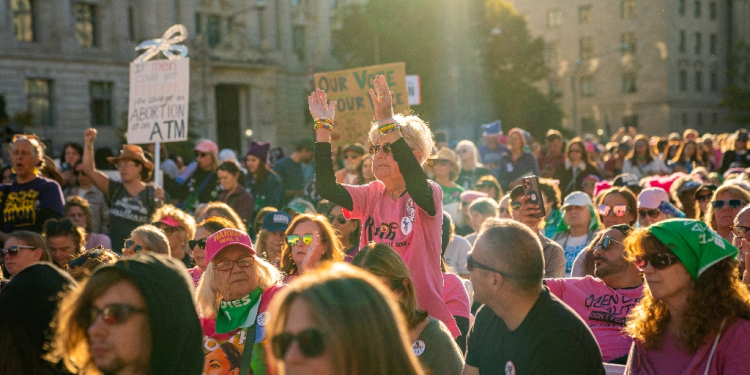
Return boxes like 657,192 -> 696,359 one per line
257,311 -> 270,327
411,340 -> 426,356
401,216 -> 413,235
505,361 -> 516,375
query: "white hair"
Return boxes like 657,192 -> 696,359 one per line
456,140 -> 484,169
368,114 -> 434,165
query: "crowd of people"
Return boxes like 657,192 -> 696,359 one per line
1,74 -> 750,375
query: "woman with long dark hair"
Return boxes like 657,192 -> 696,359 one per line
245,141 -> 283,219
552,137 -> 600,197
622,135 -> 669,180
217,160 -> 254,224
668,140 -> 703,174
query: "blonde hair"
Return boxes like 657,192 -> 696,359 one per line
151,204 -> 197,248
199,201 -> 247,233
368,113 -> 434,165
703,184 -> 750,230
279,214 -> 345,275
195,256 -> 281,318
131,225 -> 170,256
455,140 -> 484,169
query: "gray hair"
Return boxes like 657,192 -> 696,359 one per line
456,140 -> 484,169
477,218 -> 544,291
469,197 -> 499,217
131,225 -> 170,256
368,114 -> 434,165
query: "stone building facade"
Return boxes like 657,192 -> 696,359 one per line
510,0 -> 748,136
0,0 -> 343,156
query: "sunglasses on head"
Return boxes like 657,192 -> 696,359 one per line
287,234 -> 314,246
0,245 -> 36,257
599,204 -> 628,217
66,246 -> 112,269
596,236 -> 623,251
711,199 -> 745,210
272,328 -> 325,359
86,304 -> 148,327
45,219 -> 74,233
634,252 -> 680,271
368,143 -> 392,156
124,239 -> 143,253
327,215 -> 347,224
732,225 -> 750,238
214,256 -> 254,271
189,238 -> 207,250
638,208 -> 661,218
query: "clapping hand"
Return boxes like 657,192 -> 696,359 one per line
308,89 -> 336,121
300,231 -> 326,273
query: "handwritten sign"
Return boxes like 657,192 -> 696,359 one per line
314,62 -> 409,145
127,59 -> 190,144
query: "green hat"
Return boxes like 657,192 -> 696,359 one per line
649,219 -> 738,281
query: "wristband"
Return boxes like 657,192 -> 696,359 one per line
377,121 -> 399,135
314,118 -> 334,131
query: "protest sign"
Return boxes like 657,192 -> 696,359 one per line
314,62 -> 409,145
127,59 -> 190,144
406,75 -> 421,105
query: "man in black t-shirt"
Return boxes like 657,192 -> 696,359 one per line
463,218 -> 605,375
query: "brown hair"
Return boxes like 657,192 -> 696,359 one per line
595,187 -> 638,226
279,214 -> 345,275
64,196 -> 94,233
199,201 -> 247,233
626,134 -> 655,164
7,231 -> 51,263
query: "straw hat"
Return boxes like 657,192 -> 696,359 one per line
428,147 -> 461,179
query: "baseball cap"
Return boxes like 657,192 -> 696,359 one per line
638,188 -> 669,209
205,228 -> 255,264
262,211 -> 291,232
676,180 -> 702,196
193,140 -> 219,156
342,143 -> 366,156
561,191 -> 594,209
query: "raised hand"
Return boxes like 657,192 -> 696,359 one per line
300,231 -> 326,273
368,75 -> 394,122
84,128 -> 98,144
308,89 -> 337,121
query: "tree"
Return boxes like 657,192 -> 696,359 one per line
721,41 -> 750,124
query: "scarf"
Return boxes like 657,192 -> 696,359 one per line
216,287 -> 263,334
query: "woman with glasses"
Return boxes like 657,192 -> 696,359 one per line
121,225 -> 170,258
266,262 -> 425,375
637,188 -> 685,228
622,134 -> 669,181
0,231 -> 51,280
186,217 -> 237,287
310,76 -> 460,337
150,205 -> 196,268
553,137 -> 601,197
704,184 -> 750,242
695,184 -> 717,220
175,140 -> 222,213
326,204 -> 361,262
196,228 -> 283,375
255,211 -> 291,268
82,129 -> 165,254
597,187 -> 638,229
455,140 -> 490,190
280,214 -> 344,281
624,219 -> 750,374
428,148 -> 464,222
352,244 -> 463,375
217,160 -> 254,225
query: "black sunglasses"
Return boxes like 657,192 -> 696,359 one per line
189,238 -> 207,250
124,239 -> 143,253
696,194 -> 712,203
272,329 -> 325,358
711,199 -> 745,210
466,255 -> 515,279
732,225 -> 750,238
638,208 -> 661,218
0,245 -> 36,257
45,219 -> 74,233
596,236 -> 623,251
86,304 -> 148,327
634,252 -> 680,271
327,215 -> 347,224
194,151 -> 209,158
368,143 -> 392,156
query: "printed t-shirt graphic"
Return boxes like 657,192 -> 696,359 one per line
0,177 -> 64,233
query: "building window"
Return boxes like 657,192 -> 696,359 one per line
697,112 -> 703,125
578,5 -> 592,24
11,0 -> 34,42
694,32 -> 702,54
547,9 -> 562,28
546,40 -> 561,63
90,82 -> 113,126
695,71 -> 703,92
622,32 -> 637,55
622,72 -> 637,93
549,78 -> 563,98
127,7 -> 135,41
679,69 -> 688,91
25,79 -> 53,127
74,3 -> 96,47
679,30 -> 686,53
206,15 -> 221,47
709,2 -> 717,19
710,71 -> 718,92
710,33 -> 717,55
580,76 -> 595,97
694,1 -> 702,17
622,0 -> 636,19
623,115 -> 638,129
679,0 -> 686,15
580,37 -> 594,60
293,26 -> 305,60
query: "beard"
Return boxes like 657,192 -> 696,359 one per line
594,256 -> 630,279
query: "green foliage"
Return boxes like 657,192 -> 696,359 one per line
721,41 -> 750,124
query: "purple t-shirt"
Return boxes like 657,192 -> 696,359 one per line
546,276 -> 644,361
0,177 -> 64,233
344,180 -> 459,337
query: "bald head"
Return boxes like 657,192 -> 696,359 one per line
475,218 -> 544,291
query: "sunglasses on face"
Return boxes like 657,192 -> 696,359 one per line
124,239 -> 143,253
596,236 -> 623,251
0,245 -> 36,257
634,252 -> 681,271
466,255 -> 515,279
510,201 -> 522,210
158,226 -> 181,236
194,151 -> 209,158
86,304 -> 148,327
272,329 -> 325,358
711,199 -> 745,210
214,256 -> 254,271
638,208 -> 661,218
189,238 -> 207,250
328,215 -> 347,224
732,225 -> 750,238
342,153 -> 360,160
66,246 -> 112,269
287,234 -> 314,246
696,194 -> 712,203
368,143 -> 392,156
599,204 -> 628,217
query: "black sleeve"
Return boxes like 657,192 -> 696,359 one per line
390,138 -> 436,216
454,315 -> 470,355
314,142 -> 353,211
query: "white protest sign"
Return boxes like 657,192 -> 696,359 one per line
406,75 -> 421,105
127,59 -> 190,144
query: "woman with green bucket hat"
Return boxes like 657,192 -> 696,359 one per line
623,219 -> 750,374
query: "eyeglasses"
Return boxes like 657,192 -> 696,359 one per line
466,254 -> 515,279
188,238 -> 207,250
732,225 -> 750,238
287,234 -> 314,247
711,199 -> 745,210
0,245 -> 36,257
87,304 -> 148,327
45,219 -> 74,233
638,208 -> 661,218
194,151 -> 209,158
599,204 -> 628,217
214,256 -> 254,271
368,143 -> 392,156
158,226 -> 181,236
115,161 -> 137,169
272,329 -> 325,358
510,201 -> 522,210
696,194 -> 712,203
124,239 -> 143,253
634,252 -> 681,271
342,153 -> 360,160
66,246 -> 111,269
595,236 -> 623,251
327,215 -> 347,224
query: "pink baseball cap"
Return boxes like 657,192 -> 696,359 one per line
638,187 -> 669,209
193,139 -> 219,156
205,228 -> 256,264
